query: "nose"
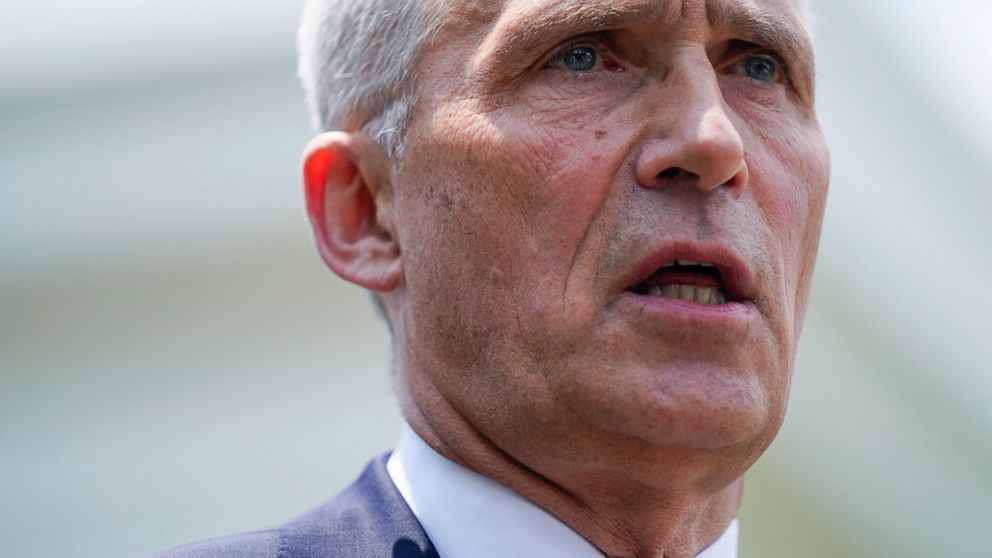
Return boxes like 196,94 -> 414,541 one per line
635,52 -> 748,197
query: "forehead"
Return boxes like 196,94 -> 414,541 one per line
441,0 -> 809,53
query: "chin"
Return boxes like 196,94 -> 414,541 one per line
635,400 -> 771,453
561,358 -> 781,453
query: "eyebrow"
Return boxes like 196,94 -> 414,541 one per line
474,0 -> 672,76
472,0 -> 815,93
707,0 -> 816,87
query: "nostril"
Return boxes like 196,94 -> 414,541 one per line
722,160 -> 749,198
657,167 -> 702,182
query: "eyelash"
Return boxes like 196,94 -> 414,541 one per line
542,37 -> 624,72
726,45 -> 792,85
541,37 -> 792,89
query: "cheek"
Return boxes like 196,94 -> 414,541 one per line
745,117 -> 829,329
750,116 -> 828,252
395,96 -> 639,377
397,111 -> 592,321
417,104 -> 620,272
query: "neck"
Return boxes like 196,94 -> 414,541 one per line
398,388 -> 743,558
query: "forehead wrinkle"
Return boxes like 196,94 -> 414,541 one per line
500,0 -> 672,44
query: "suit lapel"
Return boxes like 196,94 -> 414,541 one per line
278,454 -> 439,558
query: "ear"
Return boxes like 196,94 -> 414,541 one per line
302,131 -> 402,292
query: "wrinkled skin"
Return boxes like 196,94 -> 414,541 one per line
328,0 -> 829,555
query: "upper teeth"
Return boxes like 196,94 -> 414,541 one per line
662,260 -> 717,268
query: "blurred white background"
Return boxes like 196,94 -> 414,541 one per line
2,1 -> 990,556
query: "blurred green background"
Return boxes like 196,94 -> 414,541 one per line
2,1 -> 990,556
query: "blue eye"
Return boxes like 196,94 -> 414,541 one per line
741,55 -> 779,82
560,46 -> 598,72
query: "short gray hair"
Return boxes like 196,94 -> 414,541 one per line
298,0 -> 814,157
297,0 -> 444,157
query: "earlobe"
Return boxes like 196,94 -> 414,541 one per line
302,132 -> 403,292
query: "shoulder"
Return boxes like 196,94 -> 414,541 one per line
148,529 -> 280,558
149,454 -> 438,558
277,454 -> 438,557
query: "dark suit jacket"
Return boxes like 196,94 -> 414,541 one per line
153,454 -> 440,558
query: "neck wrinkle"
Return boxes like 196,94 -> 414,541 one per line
397,379 -> 742,558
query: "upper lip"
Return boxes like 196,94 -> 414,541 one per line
623,241 -> 756,302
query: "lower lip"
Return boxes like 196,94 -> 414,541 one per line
619,291 -> 755,328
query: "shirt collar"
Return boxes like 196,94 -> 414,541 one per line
386,424 -> 739,558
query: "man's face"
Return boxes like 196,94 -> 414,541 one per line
391,0 -> 828,486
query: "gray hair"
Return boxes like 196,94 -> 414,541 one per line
297,0 -> 444,158
298,0 -> 814,157
798,0 -> 815,32
299,0 -> 448,327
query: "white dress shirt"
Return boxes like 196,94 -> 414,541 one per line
386,424 -> 739,558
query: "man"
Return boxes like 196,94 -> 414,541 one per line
158,0 -> 829,556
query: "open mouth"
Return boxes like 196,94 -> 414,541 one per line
629,259 -> 736,305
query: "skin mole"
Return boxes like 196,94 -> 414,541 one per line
440,191 -> 454,210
